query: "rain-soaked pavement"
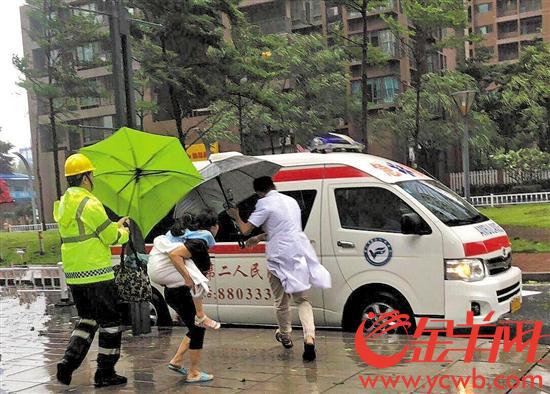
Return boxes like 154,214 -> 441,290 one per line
1,288 -> 549,393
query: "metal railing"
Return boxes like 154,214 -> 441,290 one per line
8,223 -> 58,232
0,264 -> 61,289
449,169 -> 550,192
471,191 -> 550,207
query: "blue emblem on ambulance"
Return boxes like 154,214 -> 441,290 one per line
364,238 -> 393,266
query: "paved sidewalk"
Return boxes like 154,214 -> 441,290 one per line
1,292 -> 549,393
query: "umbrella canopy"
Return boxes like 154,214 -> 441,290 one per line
175,154 -> 282,217
80,127 -> 203,237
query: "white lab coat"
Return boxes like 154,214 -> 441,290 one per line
248,190 -> 331,293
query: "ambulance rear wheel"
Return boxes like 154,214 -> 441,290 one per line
343,290 -> 415,334
150,291 -> 172,327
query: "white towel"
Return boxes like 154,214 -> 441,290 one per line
185,259 -> 210,298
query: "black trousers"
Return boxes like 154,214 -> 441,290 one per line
164,286 -> 205,350
61,280 -> 122,375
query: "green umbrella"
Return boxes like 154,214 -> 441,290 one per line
80,127 -> 203,237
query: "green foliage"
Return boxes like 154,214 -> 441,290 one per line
371,71 -> 498,169
0,129 -> 14,174
13,0 -> 107,116
208,29 -> 351,153
130,0 -> 242,145
492,148 -> 550,184
463,43 -> 550,152
499,43 -> 550,151
0,231 -> 61,266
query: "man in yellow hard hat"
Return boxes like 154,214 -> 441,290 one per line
54,153 -> 130,388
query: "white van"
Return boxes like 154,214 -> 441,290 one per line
113,151 -> 522,331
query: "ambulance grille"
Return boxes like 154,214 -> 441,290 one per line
486,255 -> 512,276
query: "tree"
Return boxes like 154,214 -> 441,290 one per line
384,0 -> 470,166
208,29 -> 351,154
327,0 -> 390,152
462,43 -> 550,152
492,148 -> 550,185
371,72 -> 497,176
130,0 -> 241,146
0,129 -> 14,174
500,43 -> 550,152
133,67 -> 158,131
13,0 -> 105,198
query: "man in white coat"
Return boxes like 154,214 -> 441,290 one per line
228,176 -> 331,362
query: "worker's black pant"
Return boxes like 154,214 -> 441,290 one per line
164,286 -> 205,349
61,280 -> 122,375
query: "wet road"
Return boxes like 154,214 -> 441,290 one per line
504,283 -> 550,345
0,286 -> 549,393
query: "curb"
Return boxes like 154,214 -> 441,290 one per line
522,272 -> 550,282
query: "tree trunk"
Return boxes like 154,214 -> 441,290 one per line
33,133 -> 47,232
360,0 -> 369,153
49,98 -> 62,199
161,36 -> 185,146
413,84 -> 421,168
168,84 -> 184,146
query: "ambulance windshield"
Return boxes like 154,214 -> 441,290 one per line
398,180 -> 488,227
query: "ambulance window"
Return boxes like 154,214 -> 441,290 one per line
280,190 -> 317,229
335,187 -> 413,233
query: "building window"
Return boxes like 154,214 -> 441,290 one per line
497,20 -> 518,38
497,0 -> 518,16
498,42 -> 519,61
244,2 -> 289,34
75,41 -> 109,69
476,3 -> 492,13
367,76 -> 401,104
291,0 -> 322,29
351,80 -> 361,94
476,25 -> 493,35
520,0 -> 541,13
520,16 -> 542,35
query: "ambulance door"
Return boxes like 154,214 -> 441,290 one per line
325,181 -> 445,320
215,180 -> 324,326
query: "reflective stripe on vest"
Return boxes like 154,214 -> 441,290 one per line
61,219 -> 113,244
64,266 -> 113,280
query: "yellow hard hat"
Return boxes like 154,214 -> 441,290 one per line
64,153 -> 95,177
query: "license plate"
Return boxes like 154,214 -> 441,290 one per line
510,296 -> 521,313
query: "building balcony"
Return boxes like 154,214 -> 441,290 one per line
238,0 -> 276,8
498,29 -> 519,39
252,16 -> 291,34
519,0 -> 541,13
497,7 -> 518,17
347,0 -> 399,18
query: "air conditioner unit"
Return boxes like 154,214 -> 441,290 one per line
191,108 -> 211,117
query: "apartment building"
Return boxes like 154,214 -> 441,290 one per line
21,0 -> 456,221
469,0 -> 550,63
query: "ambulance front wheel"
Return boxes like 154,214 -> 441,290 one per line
343,289 -> 415,334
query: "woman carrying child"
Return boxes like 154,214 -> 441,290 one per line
147,210 -> 220,383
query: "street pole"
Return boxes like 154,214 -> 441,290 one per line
13,152 -> 37,226
451,90 -> 476,202
107,0 -> 136,129
462,115 -> 471,202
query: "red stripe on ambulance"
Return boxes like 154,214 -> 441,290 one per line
273,166 -> 369,182
463,235 -> 511,257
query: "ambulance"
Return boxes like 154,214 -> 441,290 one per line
113,150 -> 522,331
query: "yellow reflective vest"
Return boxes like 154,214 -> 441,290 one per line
53,187 -> 129,285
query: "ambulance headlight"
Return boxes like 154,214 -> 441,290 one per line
445,259 -> 485,282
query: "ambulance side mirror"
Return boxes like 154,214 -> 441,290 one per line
401,213 -> 430,235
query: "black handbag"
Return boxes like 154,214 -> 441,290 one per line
113,240 -> 152,303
